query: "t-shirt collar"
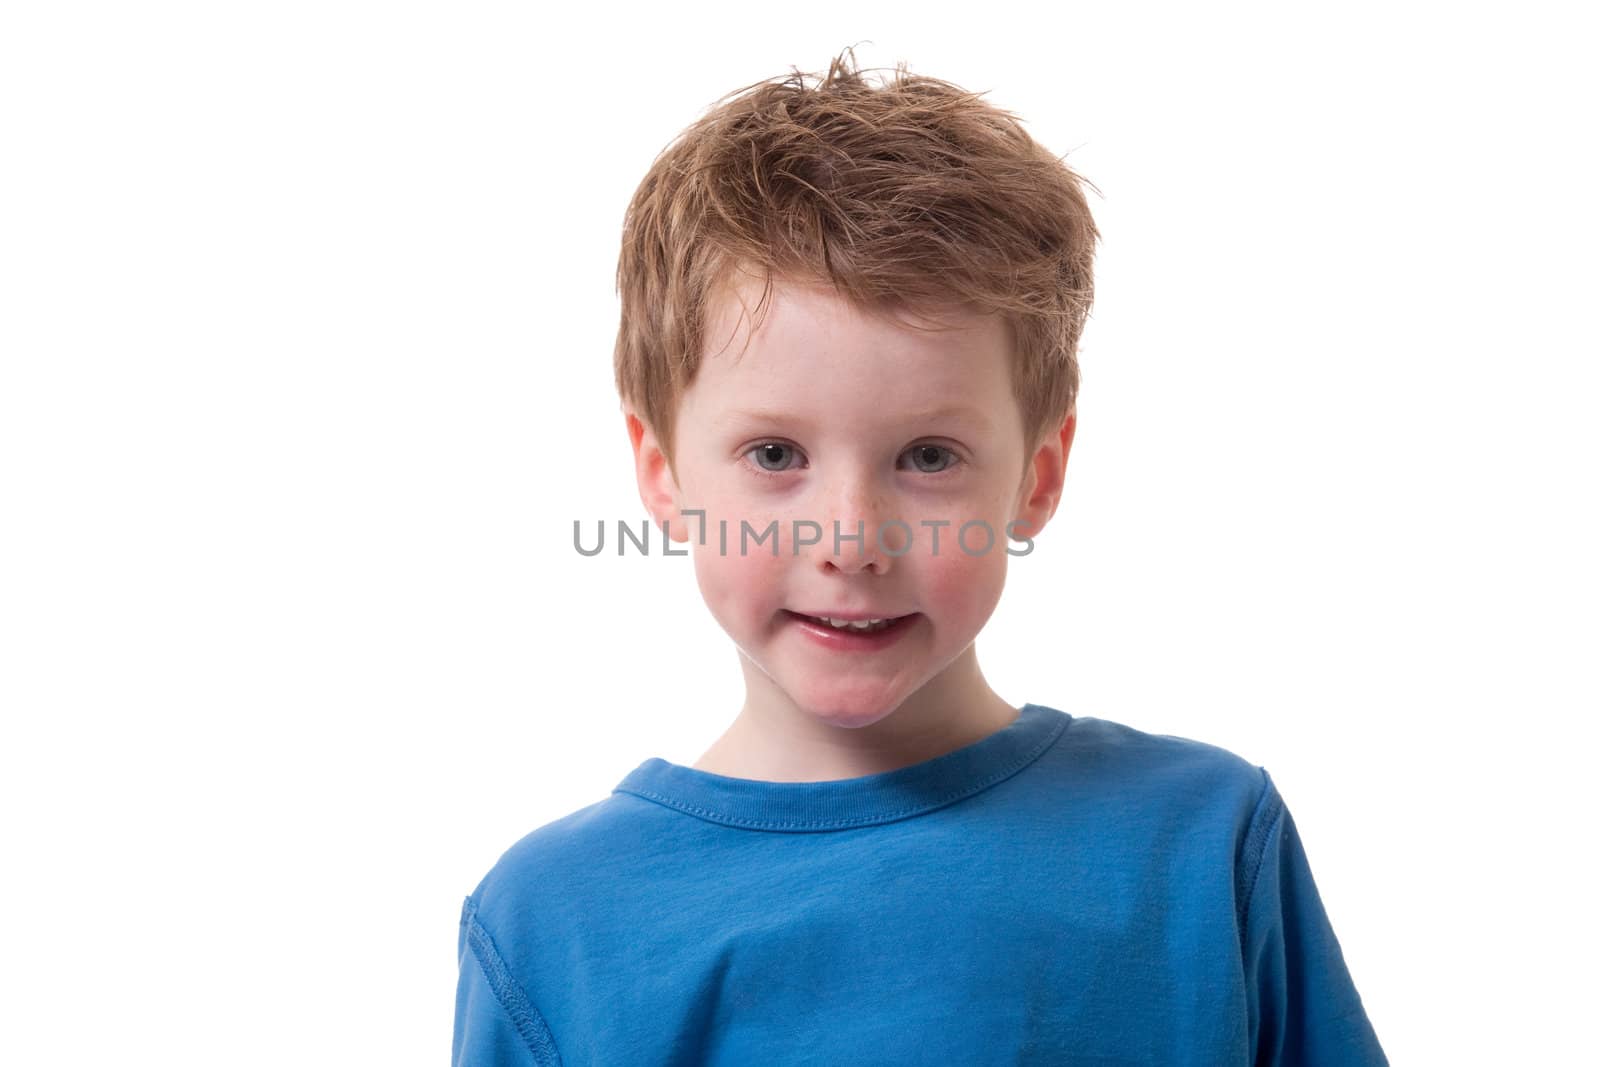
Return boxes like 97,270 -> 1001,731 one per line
612,702 -> 1071,832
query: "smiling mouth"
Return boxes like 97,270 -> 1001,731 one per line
783,610 -> 917,634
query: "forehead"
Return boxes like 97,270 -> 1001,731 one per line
694,272 -> 1012,404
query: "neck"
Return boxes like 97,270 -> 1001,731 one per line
692,643 -> 1018,783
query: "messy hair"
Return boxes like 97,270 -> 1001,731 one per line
613,46 -> 1100,472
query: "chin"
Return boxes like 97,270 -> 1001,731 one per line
789,683 -> 908,729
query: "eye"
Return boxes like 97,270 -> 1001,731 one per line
740,441 -> 963,479
744,441 -> 805,476
902,443 -> 962,475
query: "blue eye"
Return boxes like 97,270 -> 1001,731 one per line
746,442 -> 803,475
741,441 -> 964,478
903,444 -> 960,474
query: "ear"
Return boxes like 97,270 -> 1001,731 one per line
625,407 -> 691,543
1009,410 -> 1076,543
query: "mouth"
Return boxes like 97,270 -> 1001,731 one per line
781,610 -> 921,649
784,610 -> 914,633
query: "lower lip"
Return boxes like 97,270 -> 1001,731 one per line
783,611 -> 920,652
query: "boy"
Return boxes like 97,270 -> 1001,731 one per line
454,49 -> 1387,1065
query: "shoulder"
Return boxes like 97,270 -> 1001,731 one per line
1033,711 -> 1273,846
1056,713 -> 1267,800
469,790 -> 648,896
1036,712 -> 1280,914
463,784 -> 679,940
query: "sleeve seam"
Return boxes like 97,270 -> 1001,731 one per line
1238,766 -> 1286,938
463,898 -> 563,1067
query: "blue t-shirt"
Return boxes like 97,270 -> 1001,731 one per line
453,704 -> 1387,1065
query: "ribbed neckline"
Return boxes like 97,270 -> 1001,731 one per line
612,703 -> 1071,832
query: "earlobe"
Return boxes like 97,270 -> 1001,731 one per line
626,409 -> 688,543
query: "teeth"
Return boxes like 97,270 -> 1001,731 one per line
812,616 -> 893,632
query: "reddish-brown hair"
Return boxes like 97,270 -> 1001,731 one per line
613,47 -> 1100,471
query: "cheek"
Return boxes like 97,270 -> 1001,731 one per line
681,484 -> 762,625
916,527 -> 1009,624
691,516 -> 790,627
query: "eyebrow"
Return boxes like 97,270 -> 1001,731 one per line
722,406 -> 992,430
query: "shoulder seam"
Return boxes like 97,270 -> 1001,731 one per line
1237,766 -> 1286,939
463,898 -> 564,1067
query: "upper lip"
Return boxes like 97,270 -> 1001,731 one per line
790,609 -> 913,621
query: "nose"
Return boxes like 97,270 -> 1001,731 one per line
814,474 -> 896,576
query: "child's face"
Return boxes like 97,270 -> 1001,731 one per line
629,272 -> 1070,730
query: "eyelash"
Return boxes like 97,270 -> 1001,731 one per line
741,441 -> 965,480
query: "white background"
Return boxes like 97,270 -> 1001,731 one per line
3,2 -> 1595,1063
